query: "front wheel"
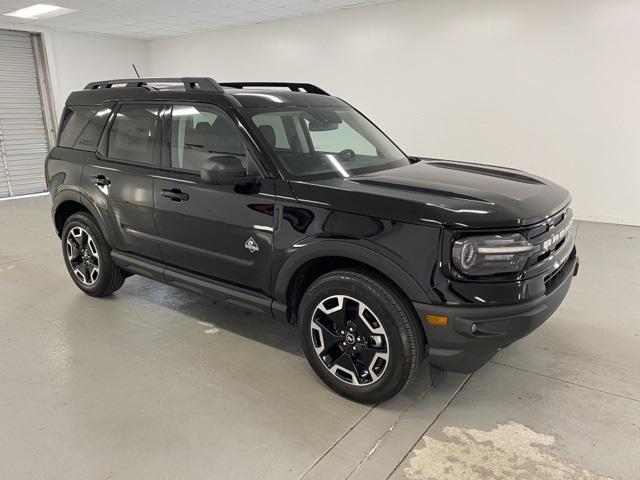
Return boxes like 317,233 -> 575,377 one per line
299,269 -> 424,403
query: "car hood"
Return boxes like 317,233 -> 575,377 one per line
289,159 -> 571,229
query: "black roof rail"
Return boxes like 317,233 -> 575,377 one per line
219,82 -> 329,96
84,77 -> 224,93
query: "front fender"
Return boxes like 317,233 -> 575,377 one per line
273,239 -> 434,304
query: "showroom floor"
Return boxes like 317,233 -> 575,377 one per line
0,196 -> 638,480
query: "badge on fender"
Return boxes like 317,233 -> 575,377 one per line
245,237 -> 259,253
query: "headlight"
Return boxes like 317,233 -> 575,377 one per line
452,233 -> 534,276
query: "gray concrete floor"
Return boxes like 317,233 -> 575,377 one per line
0,195 -> 638,480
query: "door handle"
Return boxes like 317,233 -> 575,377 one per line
90,174 -> 111,187
274,204 -> 283,233
161,188 -> 189,202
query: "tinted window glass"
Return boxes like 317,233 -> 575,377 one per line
249,107 -> 409,180
58,105 -> 112,151
108,105 -> 161,164
170,105 -> 245,172
252,113 -> 290,149
306,119 -> 376,156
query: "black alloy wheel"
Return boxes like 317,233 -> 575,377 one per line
310,294 -> 390,386
299,269 -> 424,403
61,212 -> 126,297
66,225 -> 100,286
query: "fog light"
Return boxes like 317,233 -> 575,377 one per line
471,323 -> 478,333
426,314 -> 448,326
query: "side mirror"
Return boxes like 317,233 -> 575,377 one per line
200,156 -> 246,185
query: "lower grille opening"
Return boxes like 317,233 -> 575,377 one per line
544,248 -> 576,293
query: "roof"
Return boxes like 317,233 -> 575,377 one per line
66,77 -> 347,108
223,88 -> 347,108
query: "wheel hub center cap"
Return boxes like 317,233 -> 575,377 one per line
345,333 -> 356,345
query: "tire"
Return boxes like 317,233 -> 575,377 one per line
299,269 -> 424,403
61,212 -> 125,297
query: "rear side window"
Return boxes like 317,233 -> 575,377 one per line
58,105 -> 112,151
107,104 -> 161,165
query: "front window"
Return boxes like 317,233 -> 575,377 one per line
169,105 -> 245,172
249,107 -> 410,180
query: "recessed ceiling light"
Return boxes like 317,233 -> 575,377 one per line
2,4 -> 76,20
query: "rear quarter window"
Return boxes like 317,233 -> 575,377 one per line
58,105 -> 112,151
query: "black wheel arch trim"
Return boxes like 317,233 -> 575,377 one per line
274,240 -> 434,305
52,187 -> 116,248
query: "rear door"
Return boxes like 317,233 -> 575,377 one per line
153,103 -> 275,295
82,102 -> 163,260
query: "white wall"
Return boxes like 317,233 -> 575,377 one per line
43,30 -> 149,118
148,0 -> 640,226
0,21 -> 148,119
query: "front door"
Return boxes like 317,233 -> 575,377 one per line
153,103 -> 275,296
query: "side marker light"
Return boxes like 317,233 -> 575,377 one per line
426,314 -> 448,326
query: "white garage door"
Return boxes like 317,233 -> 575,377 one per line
0,29 -> 50,198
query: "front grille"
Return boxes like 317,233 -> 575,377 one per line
527,207 -> 570,242
544,247 -> 576,293
523,207 -> 575,277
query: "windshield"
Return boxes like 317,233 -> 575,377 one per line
248,107 -> 411,180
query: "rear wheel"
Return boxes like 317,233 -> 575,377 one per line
299,269 -> 424,403
61,212 -> 125,297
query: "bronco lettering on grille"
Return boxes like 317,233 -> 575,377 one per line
542,220 -> 572,251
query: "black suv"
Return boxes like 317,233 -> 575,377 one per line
46,77 -> 578,403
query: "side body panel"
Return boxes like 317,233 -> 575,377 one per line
81,157 -> 160,259
47,146 -> 89,230
153,172 -> 275,296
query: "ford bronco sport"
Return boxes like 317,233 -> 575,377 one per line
46,77 -> 578,403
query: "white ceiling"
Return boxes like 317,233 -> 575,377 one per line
0,0 -> 394,40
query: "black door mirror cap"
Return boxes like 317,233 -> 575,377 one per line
200,155 -> 247,185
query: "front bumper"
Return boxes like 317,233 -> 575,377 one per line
413,251 -> 579,373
